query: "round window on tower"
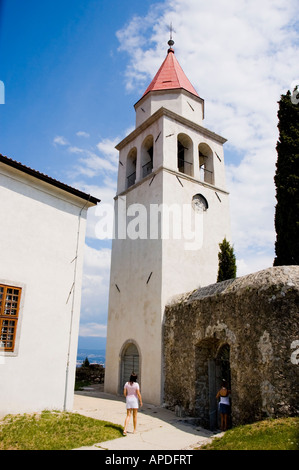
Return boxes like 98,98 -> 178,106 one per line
192,194 -> 208,213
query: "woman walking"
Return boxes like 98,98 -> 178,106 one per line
216,379 -> 231,431
123,372 -> 143,435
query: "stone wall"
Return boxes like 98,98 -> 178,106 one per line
163,266 -> 299,429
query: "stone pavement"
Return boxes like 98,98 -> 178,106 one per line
72,385 -> 221,450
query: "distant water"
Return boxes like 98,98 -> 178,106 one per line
77,348 -> 106,367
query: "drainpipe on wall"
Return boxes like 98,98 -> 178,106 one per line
63,197 -> 90,411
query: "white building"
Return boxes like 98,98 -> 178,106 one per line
104,41 -> 231,405
0,154 -> 99,416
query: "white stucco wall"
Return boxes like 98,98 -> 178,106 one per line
0,164 -> 92,417
105,172 -> 164,405
161,170 -> 231,306
105,167 -> 231,405
135,90 -> 204,128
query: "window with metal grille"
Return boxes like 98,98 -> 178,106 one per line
0,285 -> 22,352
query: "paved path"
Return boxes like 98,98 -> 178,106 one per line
73,385 -> 222,450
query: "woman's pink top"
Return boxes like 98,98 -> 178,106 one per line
124,382 -> 139,396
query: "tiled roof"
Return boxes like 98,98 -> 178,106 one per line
142,48 -> 199,98
0,154 -> 100,205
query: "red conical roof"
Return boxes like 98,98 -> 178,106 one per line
142,48 -> 199,98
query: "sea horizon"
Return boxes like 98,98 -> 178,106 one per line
77,347 -> 106,367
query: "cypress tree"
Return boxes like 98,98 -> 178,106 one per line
273,88 -> 299,266
82,357 -> 90,368
217,237 -> 237,282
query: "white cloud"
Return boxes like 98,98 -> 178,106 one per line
83,244 -> 111,274
52,133 -> 118,242
76,131 -> 90,138
236,253 -> 275,278
54,133 -> 120,181
69,178 -> 116,240
67,138 -> 119,177
79,322 -> 107,338
79,244 -> 112,335
96,137 -> 120,165
53,135 -> 69,146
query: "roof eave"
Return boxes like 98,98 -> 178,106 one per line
134,87 -> 204,110
0,154 -> 100,205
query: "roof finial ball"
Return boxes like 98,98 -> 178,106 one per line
168,38 -> 174,49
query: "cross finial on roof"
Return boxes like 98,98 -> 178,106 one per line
168,22 -> 175,51
170,22 -> 173,40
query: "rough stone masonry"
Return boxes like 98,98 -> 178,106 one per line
163,266 -> 299,429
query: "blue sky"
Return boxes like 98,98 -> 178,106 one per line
1,0 -> 298,349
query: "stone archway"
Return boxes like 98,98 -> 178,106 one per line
215,343 -> 231,429
195,338 -> 231,430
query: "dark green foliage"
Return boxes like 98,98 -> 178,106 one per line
217,237 -> 237,282
82,356 -> 90,368
274,89 -> 299,266
75,360 -> 105,390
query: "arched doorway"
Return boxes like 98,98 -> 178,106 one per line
119,341 -> 140,393
215,344 -> 231,429
195,339 -> 231,430
216,344 -> 231,389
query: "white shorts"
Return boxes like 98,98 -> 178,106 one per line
126,395 -> 139,409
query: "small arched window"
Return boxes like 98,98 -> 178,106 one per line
126,147 -> 137,188
177,133 -> 193,176
198,143 -> 214,185
141,135 -> 154,178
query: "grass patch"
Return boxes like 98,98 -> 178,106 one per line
0,410 -> 124,450
202,417 -> 299,450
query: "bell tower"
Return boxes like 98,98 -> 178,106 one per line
104,39 -> 231,405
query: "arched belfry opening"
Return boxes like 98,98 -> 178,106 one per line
141,135 -> 154,178
198,143 -> 214,185
119,341 -> 140,393
126,147 -> 137,188
177,133 -> 193,176
195,338 -> 231,430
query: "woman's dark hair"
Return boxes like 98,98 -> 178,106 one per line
129,372 -> 138,384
